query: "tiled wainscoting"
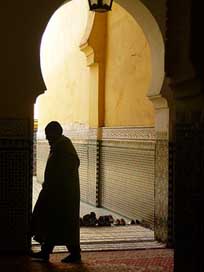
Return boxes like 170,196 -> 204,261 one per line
0,119 -> 33,252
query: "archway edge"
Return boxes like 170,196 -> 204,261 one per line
115,0 -> 165,98
38,0 -> 164,99
80,0 -> 165,98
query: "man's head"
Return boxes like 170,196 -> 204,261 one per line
45,121 -> 63,146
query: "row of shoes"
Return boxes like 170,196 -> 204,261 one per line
80,212 -> 141,227
114,218 -> 126,226
114,219 -> 140,226
130,219 -> 140,225
80,212 -> 114,227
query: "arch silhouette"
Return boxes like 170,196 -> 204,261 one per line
38,0 -> 164,99
115,0 -> 164,98
40,0 -> 94,91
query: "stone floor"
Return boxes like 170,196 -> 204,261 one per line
32,178 -> 165,252
0,249 -> 174,272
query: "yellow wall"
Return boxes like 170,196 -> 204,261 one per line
36,1 -> 155,130
36,0 -> 90,129
105,3 -> 155,127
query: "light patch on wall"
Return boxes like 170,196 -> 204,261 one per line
40,0 -> 89,86
105,2 -> 154,127
36,0 -> 90,129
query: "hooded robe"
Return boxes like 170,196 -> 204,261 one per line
31,135 -> 80,246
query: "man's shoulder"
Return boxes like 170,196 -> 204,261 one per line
58,135 -> 70,143
58,135 -> 76,152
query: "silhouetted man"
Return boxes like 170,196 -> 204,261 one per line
30,121 -> 81,263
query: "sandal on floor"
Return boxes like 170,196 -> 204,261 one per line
61,254 -> 81,263
29,251 -> 50,262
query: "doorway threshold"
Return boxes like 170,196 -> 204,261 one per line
32,178 -> 165,251
32,225 -> 165,252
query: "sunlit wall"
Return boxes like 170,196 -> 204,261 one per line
36,0 -> 154,130
37,0 -> 90,130
105,3 -> 154,127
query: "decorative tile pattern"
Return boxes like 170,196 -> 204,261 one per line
154,140 -> 169,242
87,141 -> 98,205
0,119 -> 29,139
168,142 -> 174,247
38,126 -> 156,141
102,127 -> 156,141
33,124 -> 37,176
0,119 -> 32,252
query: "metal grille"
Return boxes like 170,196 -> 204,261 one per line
74,143 -> 89,202
100,142 -> 155,227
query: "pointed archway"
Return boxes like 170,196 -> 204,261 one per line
35,0 -> 169,245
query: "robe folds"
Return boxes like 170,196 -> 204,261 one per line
31,135 -> 80,246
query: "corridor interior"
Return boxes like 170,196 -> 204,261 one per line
32,0 -> 169,254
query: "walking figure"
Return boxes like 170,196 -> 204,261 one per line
30,121 -> 81,263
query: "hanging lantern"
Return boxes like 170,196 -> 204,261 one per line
88,0 -> 113,12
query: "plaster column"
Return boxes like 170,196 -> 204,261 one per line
80,13 -> 107,206
149,93 -> 170,243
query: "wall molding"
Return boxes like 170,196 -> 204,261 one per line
101,127 -> 155,141
37,126 -> 157,141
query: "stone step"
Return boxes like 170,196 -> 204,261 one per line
33,240 -> 165,252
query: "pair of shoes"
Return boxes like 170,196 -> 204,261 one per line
114,218 -> 126,226
120,218 -> 126,226
130,219 -> 140,225
29,251 -> 50,262
61,254 -> 81,263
